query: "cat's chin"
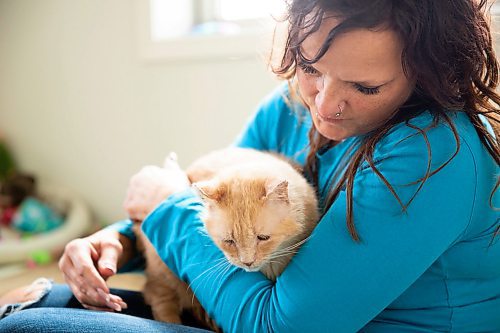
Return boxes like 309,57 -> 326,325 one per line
234,264 -> 261,272
241,267 -> 261,273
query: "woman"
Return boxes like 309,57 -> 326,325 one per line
1,0 -> 499,332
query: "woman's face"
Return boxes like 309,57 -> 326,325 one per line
296,17 -> 415,141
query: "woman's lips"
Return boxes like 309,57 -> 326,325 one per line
315,110 -> 345,123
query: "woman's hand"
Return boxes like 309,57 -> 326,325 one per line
123,153 -> 190,222
58,229 -> 133,311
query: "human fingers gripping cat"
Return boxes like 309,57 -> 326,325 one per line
123,154 -> 190,222
58,229 -> 128,311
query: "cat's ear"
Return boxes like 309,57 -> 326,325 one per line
192,180 -> 225,203
264,179 -> 289,204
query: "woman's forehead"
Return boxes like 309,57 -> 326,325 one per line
300,17 -> 404,79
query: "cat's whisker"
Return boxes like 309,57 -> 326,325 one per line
208,262 -> 226,291
275,236 -> 311,253
188,258 -> 230,295
190,266 -> 226,306
266,253 -> 296,261
207,265 -> 231,302
189,266 -> 220,292
188,259 -> 229,292
213,262 -> 233,291
269,247 -> 300,256
272,249 -> 299,255
265,255 -> 290,264
261,238 -> 311,264
276,244 -> 303,253
268,250 -> 295,260
186,256 -> 227,269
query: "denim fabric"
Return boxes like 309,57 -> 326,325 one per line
0,284 -> 212,333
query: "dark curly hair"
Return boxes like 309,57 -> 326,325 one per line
272,0 -> 500,241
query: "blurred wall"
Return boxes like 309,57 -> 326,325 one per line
0,0 -> 280,224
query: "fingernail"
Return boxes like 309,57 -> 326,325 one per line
102,263 -> 116,273
109,294 -> 123,303
97,288 -> 110,303
111,302 -> 122,312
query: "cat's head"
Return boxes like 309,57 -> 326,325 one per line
193,176 -> 304,272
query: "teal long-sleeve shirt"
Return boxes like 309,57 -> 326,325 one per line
112,85 -> 500,332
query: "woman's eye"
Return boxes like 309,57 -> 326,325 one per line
257,235 -> 271,241
298,63 -> 320,76
223,239 -> 235,245
354,83 -> 381,95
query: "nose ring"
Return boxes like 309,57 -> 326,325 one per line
335,104 -> 343,118
315,101 -> 345,119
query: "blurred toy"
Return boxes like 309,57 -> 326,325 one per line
0,181 -> 93,265
0,207 -> 16,226
0,138 -> 92,265
12,197 -> 64,234
26,249 -> 53,268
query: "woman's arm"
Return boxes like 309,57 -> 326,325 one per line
142,118 -> 478,332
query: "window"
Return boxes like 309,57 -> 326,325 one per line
213,0 -> 286,22
150,0 -> 286,41
137,0 -> 286,61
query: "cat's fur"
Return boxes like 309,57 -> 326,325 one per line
133,147 -> 319,330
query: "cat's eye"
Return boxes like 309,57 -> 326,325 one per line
223,239 -> 235,245
257,235 -> 271,241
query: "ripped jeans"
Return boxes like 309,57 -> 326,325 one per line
0,279 -> 212,333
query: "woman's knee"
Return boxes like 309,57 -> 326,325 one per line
1,307 -> 115,333
0,308 -> 50,332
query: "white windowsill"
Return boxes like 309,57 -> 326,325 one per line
140,31 -> 270,62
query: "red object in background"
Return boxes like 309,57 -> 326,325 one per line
0,206 -> 17,226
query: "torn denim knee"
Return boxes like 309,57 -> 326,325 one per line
0,277 -> 53,319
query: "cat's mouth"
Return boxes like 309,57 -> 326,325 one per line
231,261 -> 262,272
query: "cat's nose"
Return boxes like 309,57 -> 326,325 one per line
242,261 -> 254,267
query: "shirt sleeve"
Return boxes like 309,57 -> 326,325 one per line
103,219 -> 135,240
142,121 -> 477,332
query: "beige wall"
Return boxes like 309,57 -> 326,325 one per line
0,0 -> 280,224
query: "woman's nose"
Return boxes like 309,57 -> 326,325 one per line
315,83 -> 342,117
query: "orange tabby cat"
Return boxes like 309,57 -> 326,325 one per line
133,147 -> 319,330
